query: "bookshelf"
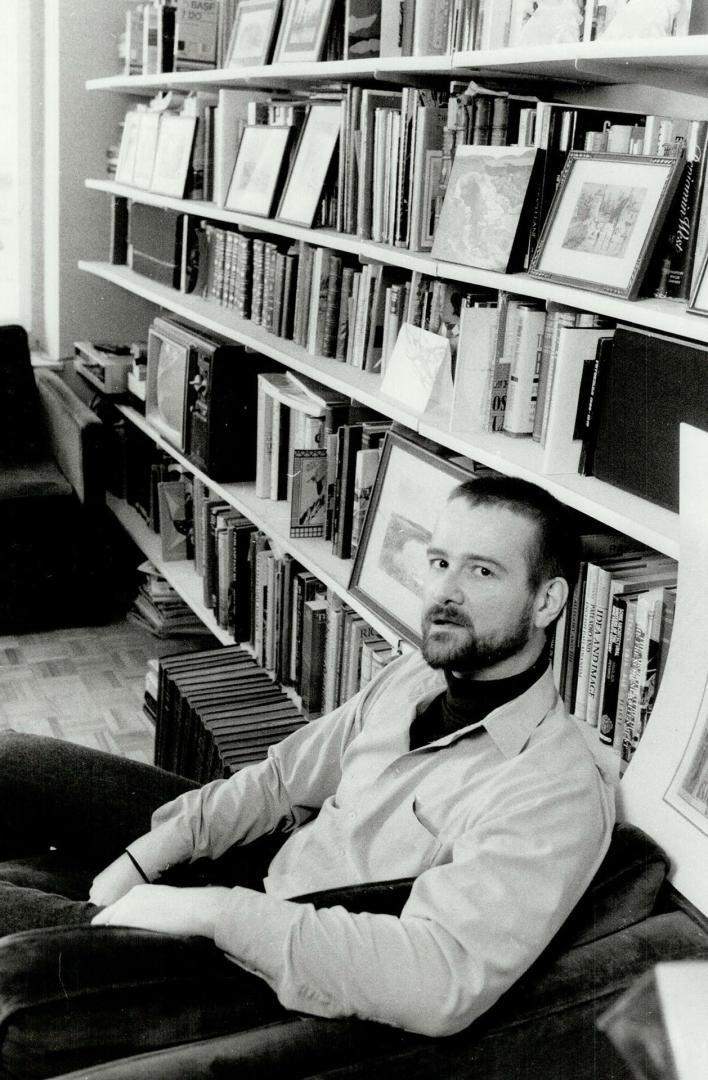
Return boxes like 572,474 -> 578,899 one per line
80,12 -> 705,717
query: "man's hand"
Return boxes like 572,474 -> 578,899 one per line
91,884 -> 231,938
89,852 -> 147,907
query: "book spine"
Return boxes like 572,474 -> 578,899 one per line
598,596 -> 628,747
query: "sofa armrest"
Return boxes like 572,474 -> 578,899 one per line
34,369 -> 106,507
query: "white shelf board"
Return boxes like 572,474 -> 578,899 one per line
106,493 -> 233,644
114,405 -> 403,649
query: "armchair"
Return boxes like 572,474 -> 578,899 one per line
0,325 -> 123,631
1,823 -> 707,1080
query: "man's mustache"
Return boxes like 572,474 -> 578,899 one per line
423,605 -> 471,627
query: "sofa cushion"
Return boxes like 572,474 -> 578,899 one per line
0,325 -> 48,462
0,458 -> 72,501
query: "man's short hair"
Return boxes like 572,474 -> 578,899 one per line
448,476 -> 581,591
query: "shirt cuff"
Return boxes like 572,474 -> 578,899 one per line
126,821 -> 194,882
213,885 -> 301,986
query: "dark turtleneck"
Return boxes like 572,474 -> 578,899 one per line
409,645 -> 551,750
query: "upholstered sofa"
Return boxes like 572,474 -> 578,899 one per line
0,823 -> 706,1080
0,325 -> 127,631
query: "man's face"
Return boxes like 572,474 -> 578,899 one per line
421,498 -> 543,677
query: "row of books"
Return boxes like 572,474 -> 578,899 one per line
453,0 -> 703,52
113,79 -> 708,307
551,541 -> 678,767
189,483 -> 396,709
120,0 -> 240,75
119,0 -> 708,79
154,644 -> 305,782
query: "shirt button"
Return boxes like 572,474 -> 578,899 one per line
348,811 -> 356,822
337,847 -> 345,857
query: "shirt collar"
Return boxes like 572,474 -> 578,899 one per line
418,665 -> 559,759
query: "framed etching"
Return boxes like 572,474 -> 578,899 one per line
225,124 -> 293,216
272,0 -> 334,62
225,0 -> 282,66
150,114 -> 197,198
431,145 -> 541,272
276,103 -> 341,226
529,150 -> 685,299
131,111 -> 161,189
348,431 -> 472,647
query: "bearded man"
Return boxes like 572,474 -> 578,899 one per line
0,475 -> 614,1063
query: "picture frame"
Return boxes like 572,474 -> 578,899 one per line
348,431 -> 473,647
276,103 -> 341,227
225,124 -> 293,216
529,150 -> 685,300
431,145 -> 542,273
225,0 -> 282,67
272,0 -> 334,63
688,244 -> 708,315
150,114 -> 197,198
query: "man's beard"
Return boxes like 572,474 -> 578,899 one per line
420,601 -> 535,673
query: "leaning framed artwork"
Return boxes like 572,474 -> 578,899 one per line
348,431 -> 472,647
150,114 -> 197,198
225,0 -> 282,67
272,0 -> 334,62
225,124 -> 293,216
529,150 -> 684,299
276,102 -> 341,226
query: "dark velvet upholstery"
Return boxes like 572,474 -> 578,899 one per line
1,824 -> 706,1080
0,324 -> 124,631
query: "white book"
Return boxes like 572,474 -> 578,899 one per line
449,304 -> 499,434
539,326 -> 615,474
502,305 -> 546,436
412,0 -> 453,55
255,373 -> 290,498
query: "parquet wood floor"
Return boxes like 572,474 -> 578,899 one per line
0,619 -> 208,763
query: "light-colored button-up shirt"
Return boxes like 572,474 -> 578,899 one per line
129,650 -> 616,1037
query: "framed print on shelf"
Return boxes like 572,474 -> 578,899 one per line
276,103 -> 341,227
225,0 -> 282,67
529,150 -> 685,299
348,431 -> 472,647
431,145 -> 542,273
150,114 -> 197,198
225,124 -> 292,216
272,0 -> 334,63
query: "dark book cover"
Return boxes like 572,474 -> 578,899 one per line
346,0 -> 381,58
128,203 -> 183,288
333,423 -> 364,560
588,326 -> 708,511
301,597 -> 329,714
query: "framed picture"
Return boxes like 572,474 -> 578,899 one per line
150,114 -> 197,198
115,110 -> 142,185
272,0 -> 334,63
421,149 -> 443,248
529,150 -> 685,299
225,0 -> 282,66
276,103 -> 341,227
132,111 -> 161,189
431,145 -> 541,273
688,244 -> 708,315
225,124 -> 293,216
348,431 -> 472,647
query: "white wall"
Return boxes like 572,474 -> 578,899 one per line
42,0 -> 154,358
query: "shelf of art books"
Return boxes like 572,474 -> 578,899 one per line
113,402 -> 402,649
86,177 -> 708,346
80,259 -> 680,559
85,37 -> 708,96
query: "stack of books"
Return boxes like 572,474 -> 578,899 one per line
155,644 -> 305,782
128,561 -> 207,638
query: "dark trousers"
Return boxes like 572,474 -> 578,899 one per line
0,731 -> 289,1077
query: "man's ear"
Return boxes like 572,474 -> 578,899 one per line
533,577 -> 569,630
